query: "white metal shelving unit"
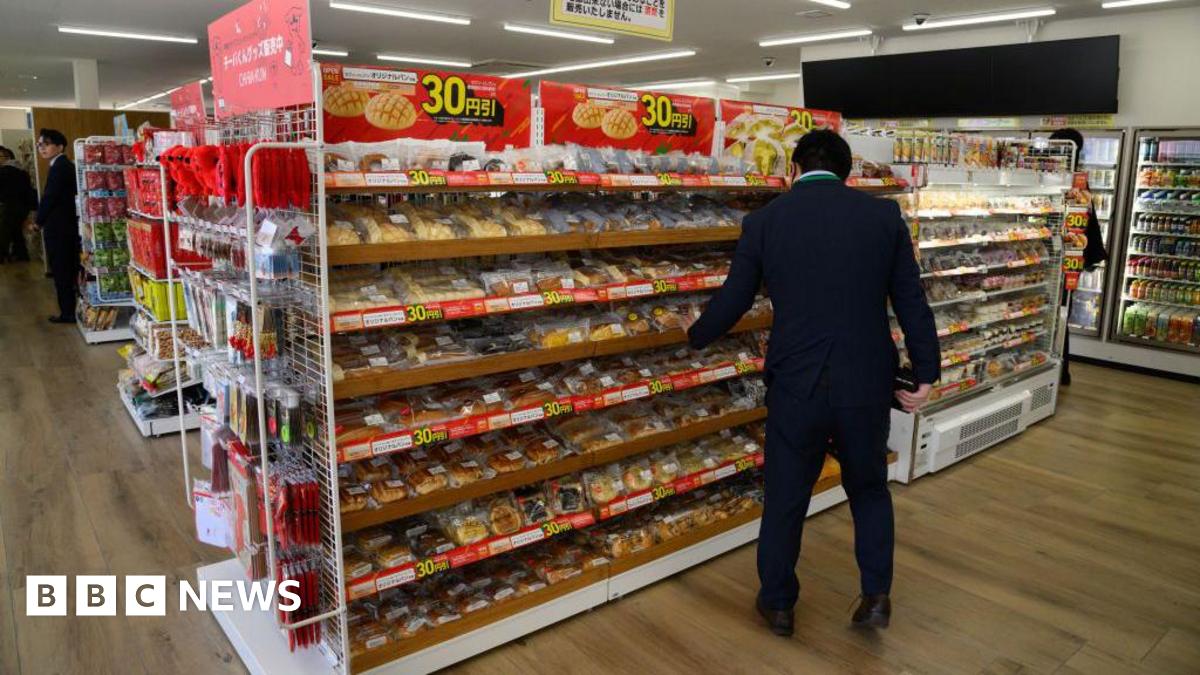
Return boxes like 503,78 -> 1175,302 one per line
74,136 -> 136,343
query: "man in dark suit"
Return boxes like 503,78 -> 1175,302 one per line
33,128 -> 79,323
686,130 -> 940,635
0,146 -> 36,262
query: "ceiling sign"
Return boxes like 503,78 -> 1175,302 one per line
208,0 -> 314,119
171,81 -> 208,131
1040,114 -> 1115,129
550,0 -> 675,41
957,117 -> 1021,130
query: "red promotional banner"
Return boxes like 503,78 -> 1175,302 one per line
719,99 -> 842,175
208,0 -> 314,119
540,81 -> 716,155
170,81 -> 207,131
321,64 -> 533,150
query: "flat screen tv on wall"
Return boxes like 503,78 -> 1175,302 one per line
801,36 -> 1120,118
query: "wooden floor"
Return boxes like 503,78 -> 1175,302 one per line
1,258 -> 1198,675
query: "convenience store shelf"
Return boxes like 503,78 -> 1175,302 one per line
917,230 -> 1051,249
1125,274 -> 1200,286
77,321 -> 133,344
920,257 -> 1044,279
1125,252 -> 1200,262
118,386 -> 200,437
1121,295 -> 1200,310
1136,185 -> 1200,192
342,407 -> 768,532
1130,231 -> 1200,239
327,227 -> 743,266
334,314 -> 770,400
325,170 -> 790,195
935,306 -> 1049,338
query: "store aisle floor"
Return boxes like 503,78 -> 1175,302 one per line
1,259 -> 1198,675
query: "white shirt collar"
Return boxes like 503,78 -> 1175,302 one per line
799,170 -> 837,180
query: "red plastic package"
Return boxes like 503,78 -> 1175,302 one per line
106,171 -> 124,191
102,143 -> 122,165
85,171 -> 106,190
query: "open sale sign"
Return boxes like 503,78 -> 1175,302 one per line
321,64 -> 533,149
540,81 -> 716,155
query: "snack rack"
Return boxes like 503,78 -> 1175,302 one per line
888,141 -> 1074,482
191,64 -> 906,675
74,136 -> 135,344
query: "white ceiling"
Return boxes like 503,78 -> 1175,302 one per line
0,0 -> 1195,109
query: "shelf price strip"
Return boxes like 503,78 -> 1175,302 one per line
344,451 -> 765,601
326,169 -> 787,191
338,357 -> 765,462
332,271 -> 729,333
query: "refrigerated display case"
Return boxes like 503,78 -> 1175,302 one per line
1114,129 -> 1200,355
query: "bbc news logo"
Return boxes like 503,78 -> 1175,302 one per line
26,576 -> 301,616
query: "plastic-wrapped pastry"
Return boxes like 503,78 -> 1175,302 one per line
545,476 -> 586,515
588,314 -> 627,342
428,601 -> 462,626
391,447 -> 430,475
343,549 -> 374,580
369,479 -> 409,505
484,494 -> 523,536
328,220 -> 363,246
530,318 -> 589,349
444,511 -> 490,546
353,456 -> 395,483
412,529 -> 455,557
487,449 -> 528,474
501,211 -> 549,237
649,451 -> 682,485
457,593 -> 492,615
449,459 -> 485,487
522,437 -> 564,465
550,415 -> 624,453
405,465 -> 449,495
514,485 -> 551,526
613,304 -> 653,335
340,485 -> 369,513
530,259 -> 575,292
409,215 -> 459,241
391,612 -> 430,640
606,404 -> 672,439
452,212 -> 509,239
349,620 -> 392,657
678,447 -> 719,474
620,459 -> 654,493
583,466 -> 624,506
374,541 -> 416,568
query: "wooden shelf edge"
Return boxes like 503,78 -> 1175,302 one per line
327,228 -> 744,267
349,566 -> 608,673
340,407 -> 769,532
327,183 -> 783,196
606,504 -> 765,576
332,314 -> 771,400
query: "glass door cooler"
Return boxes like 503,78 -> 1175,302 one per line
1067,131 -> 1125,335
1115,130 -> 1200,354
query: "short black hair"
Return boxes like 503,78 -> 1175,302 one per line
1049,127 -> 1084,164
0,146 -> 12,160
791,129 -> 852,180
39,128 -> 67,148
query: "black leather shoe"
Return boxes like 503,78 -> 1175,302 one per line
851,594 -> 890,628
756,597 -> 794,637
48,315 -> 74,324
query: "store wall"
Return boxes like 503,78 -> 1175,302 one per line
0,109 -> 30,129
746,5 -> 1200,127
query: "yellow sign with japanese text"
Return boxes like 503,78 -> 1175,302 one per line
551,0 -> 675,41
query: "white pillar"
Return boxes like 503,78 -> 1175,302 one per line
72,59 -> 100,109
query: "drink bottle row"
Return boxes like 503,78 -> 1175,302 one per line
1137,167 -> 1200,189
1126,257 -> 1200,282
1139,138 -> 1200,164
1127,280 -> 1200,306
1122,303 -> 1200,346
1132,214 -> 1200,236
1129,235 -> 1200,258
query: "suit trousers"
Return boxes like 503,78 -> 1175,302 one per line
757,379 -> 894,610
45,236 -> 79,319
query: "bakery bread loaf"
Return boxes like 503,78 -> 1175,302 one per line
364,92 -> 418,130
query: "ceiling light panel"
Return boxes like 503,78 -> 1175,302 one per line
57,26 -> 197,44
313,48 -> 350,57
638,79 -> 716,89
1101,0 -> 1177,7
808,0 -> 852,8
502,49 -> 696,79
902,7 -> 1056,30
759,28 -> 872,47
329,1 -> 470,25
503,23 -> 614,44
725,72 -> 801,83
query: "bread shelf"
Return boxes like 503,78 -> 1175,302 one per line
327,227 -> 745,266
334,314 -> 771,400
342,407 -> 769,532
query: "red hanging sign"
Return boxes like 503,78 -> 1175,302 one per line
321,64 -> 533,150
208,0 -> 314,119
540,81 -> 716,155
170,81 -> 208,132
718,99 -> 842,175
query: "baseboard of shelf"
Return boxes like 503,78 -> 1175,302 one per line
198,558 -> 338,675
118,386 -> 201,437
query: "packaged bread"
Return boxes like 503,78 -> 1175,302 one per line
522,436 -> 564,465
678,447 -> 719,474
545,476 -> 586,516
448,459 -> 485,487
480,268 -> 535,297
595,524 -> 654,558
405,464 -> 449,495
442,509 -> 490,546
451,212 -> 509,239
370,478 -> 409,505
427,601 -> 462,626
483,494 -> 523,536
340,485 -> 369,513
374,541 -> 416,568
328,220 -> 363,246
529,317 -> 589,349
606,403 -> 672,439
514,484 -> 551,526
613,303 -> 653,335
343,548 -> 375,581
530,259 -> 576,292
411,529 -> 455,558
353,456 -> 396,483
487,448 -> 528,474
355,526 -> 395,554
588,314 -> 627,342
390,447 -> 429,475
649,451 -> 682,485
583,466 -> 624,506
349,620 -> 392,657
550,415 -> 624,453
620,458 -> 654,493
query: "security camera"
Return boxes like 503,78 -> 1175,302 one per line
912,13 -> 930,26
762,56 -> 777,68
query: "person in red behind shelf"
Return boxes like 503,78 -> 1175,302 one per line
684,130 -> 940,637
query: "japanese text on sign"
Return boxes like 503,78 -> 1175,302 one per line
208,0 -> 313,118
551,0 -> 675,41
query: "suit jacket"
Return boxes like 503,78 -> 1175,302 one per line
36,155 -> 78,243
688,177 -> 941,407
0,163 -> 37,218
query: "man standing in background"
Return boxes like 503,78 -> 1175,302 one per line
0,145 -> 36,262
32,128 -> 79,323
685,131 -> 941,637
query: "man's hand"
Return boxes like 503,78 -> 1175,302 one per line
896,383 -> 932,413
679,312 -> 697,336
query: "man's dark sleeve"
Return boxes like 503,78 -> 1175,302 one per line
35,165 -> 53,226
1083,205 -> 1107,270
887,203 -> 940,384
688,213 -> 764,349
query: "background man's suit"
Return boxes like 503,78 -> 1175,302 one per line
37,154 -> 79,319
688,174 -> 940,609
